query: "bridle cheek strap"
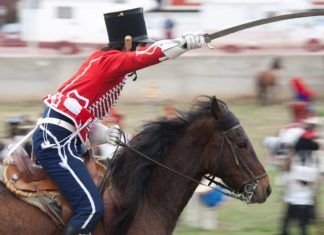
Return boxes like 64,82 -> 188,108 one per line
204,123 -> 267,203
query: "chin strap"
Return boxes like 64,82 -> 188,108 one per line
124,35 -> 133,52
124,35 -> 138,81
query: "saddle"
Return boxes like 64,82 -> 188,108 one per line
2,146 -> 107,228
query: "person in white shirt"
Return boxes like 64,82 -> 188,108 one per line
279,117 -> 322,235
280,164 -> 319,235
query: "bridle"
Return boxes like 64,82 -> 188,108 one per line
204,110 -> 268,203
108,110 -> 267,204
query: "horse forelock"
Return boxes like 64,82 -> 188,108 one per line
107,96 -> 223,235
216,111 -> 239,131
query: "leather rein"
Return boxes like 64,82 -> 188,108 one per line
110,111 -> 267,204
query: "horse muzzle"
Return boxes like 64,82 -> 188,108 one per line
248,176 -> 272,204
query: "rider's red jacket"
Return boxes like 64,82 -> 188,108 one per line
43,46 -> 165,142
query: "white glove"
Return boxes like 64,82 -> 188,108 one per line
182,33 -> 205,50
88,122 -> 121,146
158,33 -> 204,60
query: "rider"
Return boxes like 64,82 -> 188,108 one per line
32,7 -> 204,235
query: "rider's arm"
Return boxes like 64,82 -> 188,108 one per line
103,33 -> 205,77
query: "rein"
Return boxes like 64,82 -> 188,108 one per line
114,138 -> 246,202
112,121 -> 266,203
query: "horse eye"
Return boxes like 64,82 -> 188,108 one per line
237,142 -> 247,149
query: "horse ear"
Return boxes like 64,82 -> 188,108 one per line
211,96 -> 221,119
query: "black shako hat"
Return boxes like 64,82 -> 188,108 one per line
104,7 -> 154,44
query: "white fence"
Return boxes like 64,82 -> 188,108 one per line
0,53 -> 323,102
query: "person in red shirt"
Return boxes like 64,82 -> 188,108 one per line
32,7 -> 204,235
290,77 -> 316,103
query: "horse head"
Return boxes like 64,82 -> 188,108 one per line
201,96 -> 271,203
106,96 -> 271,234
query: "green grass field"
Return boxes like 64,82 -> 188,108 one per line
0,100 -> 323,235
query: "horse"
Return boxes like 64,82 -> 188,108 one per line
256,57 -> 282,105
0,96 -> 271,235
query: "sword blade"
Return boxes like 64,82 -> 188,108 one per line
204,10 -> 324,43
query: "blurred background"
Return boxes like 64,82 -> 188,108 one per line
0,0 -> 324,234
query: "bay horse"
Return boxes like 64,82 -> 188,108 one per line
256,57 -> 282,105
0,96 -> 271,235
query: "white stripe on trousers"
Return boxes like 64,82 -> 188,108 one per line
39,125 -> 96,229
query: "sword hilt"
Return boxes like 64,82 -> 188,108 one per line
203,33 -> 212,44
183,33 -> 213,49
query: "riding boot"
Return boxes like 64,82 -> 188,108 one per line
61,224 -> 90,235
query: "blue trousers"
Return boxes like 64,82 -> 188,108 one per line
32,109 -> 104,232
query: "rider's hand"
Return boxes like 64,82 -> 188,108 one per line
88,121 -> 121,146
108,124 -> 122,146
158,32 -> 205,60
182,33 -> 205,50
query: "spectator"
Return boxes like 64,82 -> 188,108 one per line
290,77 -> 316,103
280,164 -> 319,235
265,116 -> 322,235
163,18 -> 175,39
290,77 -> 316,115
289,101 -> 310,123
263,116 -> 322,185
181,179 -> 224,230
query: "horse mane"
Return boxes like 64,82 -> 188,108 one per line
108,96 -> 224,235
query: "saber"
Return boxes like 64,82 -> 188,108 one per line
203,10 -> 324,45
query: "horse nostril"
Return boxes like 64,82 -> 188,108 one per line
266,185 -> 272,197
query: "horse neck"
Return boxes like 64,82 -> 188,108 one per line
128,121 -> 213,234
